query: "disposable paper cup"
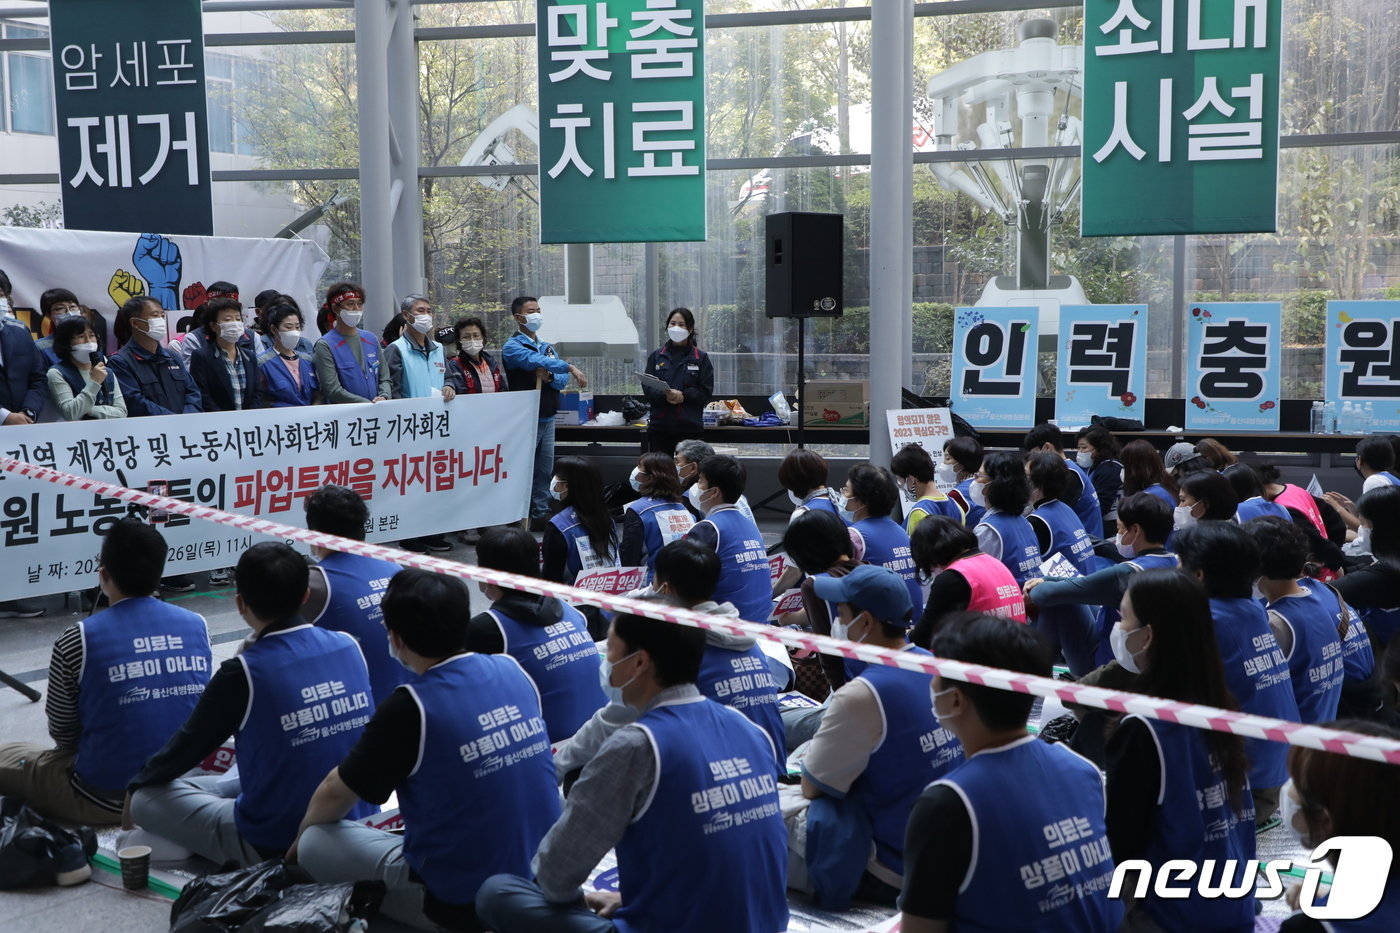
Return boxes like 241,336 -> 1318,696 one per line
117,845 -> 151,891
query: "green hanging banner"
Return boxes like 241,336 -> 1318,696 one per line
1081,0 -> 1281,236
536,0 -> 707,244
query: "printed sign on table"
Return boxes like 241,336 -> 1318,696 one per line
1185,301 -> 1280,431
1055,305 -> 1147,426
1325,301 -> 1400,432
0,393 -> 537,601
951,307 -> 1039,430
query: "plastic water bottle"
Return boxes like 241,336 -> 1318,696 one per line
1341,402 -> 1355,434
1365,402 -> 1376,434
1325,400 -> 1337,433
1310,401 -> 1324,434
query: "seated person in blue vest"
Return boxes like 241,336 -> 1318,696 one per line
685,454 -> 774,625
1104,570 -> 1256,933
301,484 -> 405,707
188,297 -> 264,413
1175,522 -> 1300,826
109,294 -> 204,418
543,456 -> 620,585
942,436 -> 986,528
45,315 -> 126,420
312,282 -> 387,405
34,287 -> 92,365
970,452 -> 1044,588
1335,486 -> 1400,651
467,525 -> 609,744
640,307 -> 714,457
910,516 -> 1028,651
1022,422 -> 1103,539
839,463 -> 925,613
451,315 -> 505,394
125,542 -> 377,866
785,564 -> 963,909
1245,517 -> 1348,725
501,296 -> 588,526
291,568 -> 562,932
0,520 -> 211,823
779,447 -> 841,522
890,443 -> 964,534
1075,425 -> 1125,529
619,452 -> 694,577
476,610 -> 788,933
1325,436 -> 1400,547
257,300 -> 320,407
1023,451 -> 1100,676
675,437 -> 756,522
555,540 -> 788,788
1224,461 -> 1291,524
1120,439 -> 1180,512
900,614 -> 1123,933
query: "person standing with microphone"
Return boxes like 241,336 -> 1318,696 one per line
641,308 -> 713,456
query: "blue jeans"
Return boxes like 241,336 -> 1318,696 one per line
531,417 -> 556,518
475,874 -> 615,933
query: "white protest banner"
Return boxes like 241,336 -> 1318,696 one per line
0,227 -> 329,352
886,407 -> 955,489
0,392 -> 535,600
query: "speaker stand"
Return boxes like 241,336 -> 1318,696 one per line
796,314 -> 807,450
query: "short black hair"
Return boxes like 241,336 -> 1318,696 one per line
1174,522 -> 1259,599
1026,450 -> 1068,502
40,287 -> 78,316
910,514 -> 978,574
1021,423 -> 1065,453
100,519 -> 166,596
653,540 -> 720,605
944,436 -> 983,474
202,297 -> 242,336
381,568 -> 470,657
931,613 -> 1051,730
846,463 -> 899,519
266,303 -> 304,334
120,295 -> 161,327
236,541 -> 310,620
783,509 -> 853,575
1179,470 -> 1238,521
1076,425 -> 1121,460
777,448 -> 829,496
1117,491 -> 1173,544
982,451 -> 1031,514
304,484 -> 369,541
476,525 -> 541,579
612,612 -> 705,687
890,444 -> 935,483
698,455 -> 746,503
1245,516 -> 1309,580
1357,436 -> 1396,474
510,296 -> 538,316
1222,462 -> 1265,502
254,288 -> 281,310
1360,485 -> 1400,564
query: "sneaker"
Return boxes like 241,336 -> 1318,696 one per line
423,535 -> 453,553
397,538 -> 431,553
1255,815 -> 1282,835
53,842 -> 91,887
459,529 -> 482,546
208,567 -> 232,586
0,599 -> 45,619
160,574 -> 197,593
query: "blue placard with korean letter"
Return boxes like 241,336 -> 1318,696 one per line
1185,301 -> 1280,431
951,307 -> 1039,430
1056,305 -> 1147,426
1326,301 -> 1400,432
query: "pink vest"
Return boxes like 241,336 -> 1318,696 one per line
951,553 -> 1028,623
1273,484 -> 1325,537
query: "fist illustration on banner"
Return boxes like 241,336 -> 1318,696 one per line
132,233 -> 183,310
183,282 -> 208,310
107,269 -> 146,308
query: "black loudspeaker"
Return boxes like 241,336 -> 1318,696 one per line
765,211 -> 843,318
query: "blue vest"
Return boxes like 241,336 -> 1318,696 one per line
1209,598 -> 1300,789
952,478 -> 985,527
692,508 -> 773,624
1378,471 -> 1400,487
624,496 -> 695,572
1297,873 -> 1400,932
1126,716 -> 1256,933
235,625 -> 376,850
1318,578 -> 1377,683
398,654 -> 561,904
696,641 -> 785,766
257,349 -> 318,407
1031,499 -> 1095,574
35,334 -> 58,366
850,648 -> 962,875
1358,593 -> 1400,648
392,334 -> 445,398
487,602 -> 608,743
1145,483 -> 1177,511
323,329 -> 380,401
1124,551 -> 1179,573
1066,458 -> 1105,538
1236,496 -> 1291,523
313,552 -> 406,707
976,510 -> 1044,586
906,494 -> 964,533
800,490 -> 840,515
75,598 -> 212,791
852,516 -> 922,617
613,696 -> 788,933
549,505 -> 618,583
934,737 -> 1122,933
1265,585 -> 1346,724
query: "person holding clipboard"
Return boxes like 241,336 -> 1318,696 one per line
640,308 -> 713,456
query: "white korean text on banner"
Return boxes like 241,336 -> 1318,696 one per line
885,407 -> 955,490
951,307 -> 1039,430
0,227 -> 329,352
0,394 -> 536,601
48,0 -> 214,235
1055,305 -> 1148,426
1325,301 -> 1400,432
536,0 -> 706,243
1185,301 -> 1280,431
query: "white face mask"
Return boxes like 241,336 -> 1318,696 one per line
338,310 -> 363,328
1076,451 -> 1095,469
523,312 -> 543,332
687,483 -> 709,512
140,317 -> 168,343
935,462 -> 958,485
411,314 -> 433,335
1173,504 -> 1197,531
549,477 -> 566,502
0,297 -> 11,317
218,321 -> 245,343
969,480 -> 989,508
1114,532 -> 1136,559
242,309 -> 258,330
667,325 -> 690,344
387,634 -> 414,673
278,329 -> 302,351
930,686 -> 960,724
72,342 -> 98,360
629,467 -> 646,493
836,494 -> 856,523
1280,780 -> 1324,849
462,338 -> 484,355
599,650 -> 639,705
787,489 -> 805,509
831,611 -> 868,643
899,480 -> 917,503
1110,624 -> 1148,674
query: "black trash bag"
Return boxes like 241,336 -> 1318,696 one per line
241,880 -> 386,933
0,796 -> 97,890
170,860 -> 298,933
1091,414 -> 1145,432
621,396 -> 648,423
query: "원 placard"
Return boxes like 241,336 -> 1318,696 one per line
1325,301 -> 1400,432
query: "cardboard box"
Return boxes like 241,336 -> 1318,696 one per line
805,380 -> 868,405
556,390 -> 594,425
803,401 -> 870,427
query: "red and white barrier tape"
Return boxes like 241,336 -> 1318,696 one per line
5,455 -> 1399,765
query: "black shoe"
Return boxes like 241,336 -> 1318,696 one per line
459,529 -> 482,546
0,598 -> 45,619
397,538 -> 431,553
423,535 -> 453,553
160,574 -> 197,593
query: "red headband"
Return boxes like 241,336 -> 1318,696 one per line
206,289 -> 238,301
329,289 -> 363,307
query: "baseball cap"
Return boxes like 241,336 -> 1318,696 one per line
811,564 -> 913,627
1163,442 -> 1200,472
